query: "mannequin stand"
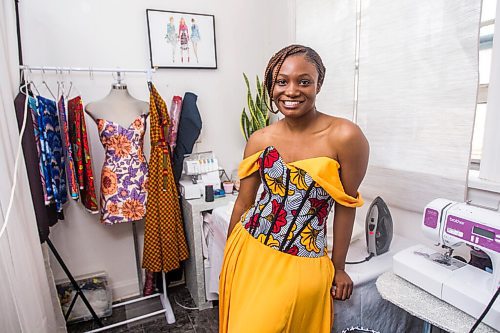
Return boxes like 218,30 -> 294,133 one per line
131,222 -> 143,293
85,224 -> 175,332
86,272 -> 175,332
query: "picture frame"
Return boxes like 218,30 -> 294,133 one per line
146,9 -> 217,69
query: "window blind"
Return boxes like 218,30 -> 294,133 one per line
296,0 -> 481,212
295,0 -> 357,120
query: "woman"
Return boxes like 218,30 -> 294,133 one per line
178,17 -> 190,63
165,16 -> 177,63
190,18 -> 201,63
219,44 -> 369,333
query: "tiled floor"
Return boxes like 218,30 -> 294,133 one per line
67,285 -> 218,333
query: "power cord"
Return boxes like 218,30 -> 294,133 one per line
0,78 -> 28,241
346,253 -> 375,265
173,295 -> 199,310
468,286 -> 500,333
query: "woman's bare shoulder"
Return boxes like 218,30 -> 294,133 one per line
244,123 -> 279,158
325,116 -> 369,167
326,116 -> 365,143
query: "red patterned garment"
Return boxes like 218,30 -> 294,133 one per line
68,96 -> 99,213
58,96 -> 79,199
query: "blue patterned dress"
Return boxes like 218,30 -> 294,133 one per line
37,96 -> 68,212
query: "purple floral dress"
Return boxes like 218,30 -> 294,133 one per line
97,115 -> 148,225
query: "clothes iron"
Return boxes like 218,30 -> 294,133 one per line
365,196 -> 394,256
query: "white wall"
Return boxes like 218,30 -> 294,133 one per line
20,0 -> 294,299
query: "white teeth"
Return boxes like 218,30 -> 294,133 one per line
283,101 -> 300,106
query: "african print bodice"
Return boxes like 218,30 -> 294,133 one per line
238,146 -> 363,258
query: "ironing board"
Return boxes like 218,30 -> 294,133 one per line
332,235 -> 424,332
376,272 -> 498,333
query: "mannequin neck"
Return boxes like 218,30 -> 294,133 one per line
105,85 -> 135,101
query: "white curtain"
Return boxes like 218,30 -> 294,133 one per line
357,0 -> 480,212
295,0 -> 357,120
0,1 -> 65,332
296,0 -> 481,212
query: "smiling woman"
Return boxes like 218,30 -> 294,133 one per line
219,45 -> 369,333
265,45 -> 325,117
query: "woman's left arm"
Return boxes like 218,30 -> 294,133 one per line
331,121 -> 369,301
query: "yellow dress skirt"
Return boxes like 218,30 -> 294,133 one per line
219,222 -> 335,333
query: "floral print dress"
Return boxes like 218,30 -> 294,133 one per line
97,115 -> 148,225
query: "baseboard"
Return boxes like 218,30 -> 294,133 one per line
110,278 -> 141,301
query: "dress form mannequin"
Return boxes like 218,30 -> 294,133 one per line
86,77 -> 152,294
85,80 -> 149,125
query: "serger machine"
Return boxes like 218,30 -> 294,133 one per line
393,198 -> 500,329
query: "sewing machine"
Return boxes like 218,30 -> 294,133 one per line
180,151 -> 222,199
393,198 -> 500,330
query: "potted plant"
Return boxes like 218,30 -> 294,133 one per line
240,73 -> 270,141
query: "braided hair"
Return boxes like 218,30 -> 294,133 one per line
264,44 -> 326,113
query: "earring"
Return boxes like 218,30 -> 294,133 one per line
267,102 -> 279,114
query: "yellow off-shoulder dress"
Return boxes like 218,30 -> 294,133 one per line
219,146 -> 363,333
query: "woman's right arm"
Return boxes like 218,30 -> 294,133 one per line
226,132 -> 265,238
226,171 -> 260,238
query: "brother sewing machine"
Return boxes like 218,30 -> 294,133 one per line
393,198 -> 500,330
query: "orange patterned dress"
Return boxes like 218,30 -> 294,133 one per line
97,114 -> 148,225
142,83 -> 189,272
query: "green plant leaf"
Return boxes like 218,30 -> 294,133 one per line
255,93 -> 263,125
240,108 -> 253,141
243,73 -> 256,119
254,102 -> 266,130
240,73 -> 271,140
258,81 -> 269,125
256,75 -> 261,96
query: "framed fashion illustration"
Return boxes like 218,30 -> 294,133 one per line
146,9 -> 217,69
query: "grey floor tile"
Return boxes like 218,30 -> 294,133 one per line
141,312 -> 193,332
187,307 -> 219,333
66,285 -> 211,333
124,297 -> 165,328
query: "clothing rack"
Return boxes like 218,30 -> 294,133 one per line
19,65 -> 176,331
19,65 -> 156,81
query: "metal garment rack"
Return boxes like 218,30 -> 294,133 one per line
46,238 -> 104,328
19,65 -> 175,331
19,65 -> 155,78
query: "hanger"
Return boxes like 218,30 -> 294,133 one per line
56,68 -> 65,100
41,67 -> 56,100
65,68 -> 82,100
147,68 -> 154,92
111,71 -> 128,90
19,68 -> 29,96
27,67 -> 41,96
